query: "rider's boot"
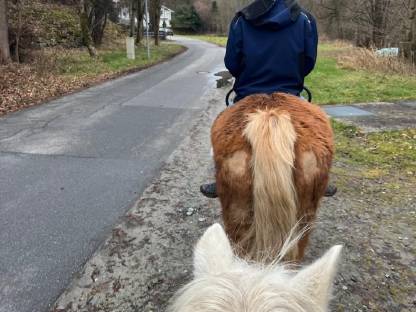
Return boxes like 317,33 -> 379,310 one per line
324,184 -> 338,197
200,183 -> 218,198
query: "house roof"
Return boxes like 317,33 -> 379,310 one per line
161,5 -> 174,13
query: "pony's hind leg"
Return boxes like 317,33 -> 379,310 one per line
216,149 -> 254,255
295,156 -> 331,261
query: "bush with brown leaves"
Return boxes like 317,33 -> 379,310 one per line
338,47 -> 416,76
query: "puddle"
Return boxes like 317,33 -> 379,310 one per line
215,71 -> 233,88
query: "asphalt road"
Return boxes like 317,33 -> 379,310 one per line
0,37 -> 225,312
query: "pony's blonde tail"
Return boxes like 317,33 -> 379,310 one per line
243,110 -> 298,261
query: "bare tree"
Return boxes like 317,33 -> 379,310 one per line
91,0 -> 113,46
164,0 -> 250,34
135,0 -> 144,44
194,0 -> 210,31
365,0 -> 393,47
401,0 -> 416,63
150,0 -> 161,45
14,0 -> 24,62
79,0 -> 97,57
0,0 -> 11,64
299,0 -> 411,48
129,0 -> 135,37
317,0 -> 346,39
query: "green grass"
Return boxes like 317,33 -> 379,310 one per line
55,43 -> 185,77
306,56 -> 416,104
188,35 -> 228,47
190,35 -> 416,104
333,121 -> 416,174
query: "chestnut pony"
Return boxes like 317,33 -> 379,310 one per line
211,93 -> 334,261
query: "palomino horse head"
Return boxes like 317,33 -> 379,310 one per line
170,224 -> 342,312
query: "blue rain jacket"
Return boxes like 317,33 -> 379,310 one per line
225,0 -> 318,102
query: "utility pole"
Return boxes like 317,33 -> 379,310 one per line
144,0 -> 150,59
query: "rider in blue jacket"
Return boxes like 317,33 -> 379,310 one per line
201,0 -> 336,198
226,0 -> 318,102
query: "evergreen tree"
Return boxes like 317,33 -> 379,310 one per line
171,4 -> 202,33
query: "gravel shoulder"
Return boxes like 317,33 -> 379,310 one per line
52,88 -> 415,312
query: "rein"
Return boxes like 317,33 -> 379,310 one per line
225,86 -> 313,106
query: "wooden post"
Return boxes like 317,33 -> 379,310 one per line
126,36 -> 135,59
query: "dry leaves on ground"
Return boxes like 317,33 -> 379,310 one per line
0,63 -> 117,117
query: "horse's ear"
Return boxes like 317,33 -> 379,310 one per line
291,245 -> 342,308
193,224 -> 234,277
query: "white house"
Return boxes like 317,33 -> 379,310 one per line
115,1 -> 174,29
160,5 -> 174,28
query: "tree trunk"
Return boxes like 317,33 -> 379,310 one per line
135,0 -> 144,45
79,0 -> 97,57
0,0 -> 11,64
401,0 -> 416,63
151,0 -> 161,46
412,0 -> 416,63
91,0 -> 109,46
129,0 -> 135,38
15,0 -> 23,62
372,0 -> 385,47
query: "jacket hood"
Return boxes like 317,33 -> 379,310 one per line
252,0 -> 299,30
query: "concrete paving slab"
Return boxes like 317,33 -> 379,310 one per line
323,105 -> 374,118
401,101 -> 416,108
323,102 -> 416,132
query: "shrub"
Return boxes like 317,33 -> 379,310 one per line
337,47 -> 416,76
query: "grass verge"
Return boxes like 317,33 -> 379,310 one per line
55,43 -> 184,77
306,45 -> 416,104
333,121 -> 416,174
189,36 -> 416,104
0,42 -> 186,116
188,35 -> 227,47
332,120 -> 416,196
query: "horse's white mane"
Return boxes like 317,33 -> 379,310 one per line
169,224 -> 342,312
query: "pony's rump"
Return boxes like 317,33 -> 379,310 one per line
211,92 -> 334,262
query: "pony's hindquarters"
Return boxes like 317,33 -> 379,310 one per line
212,93 -> 334,263
243,110 -> 298,261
